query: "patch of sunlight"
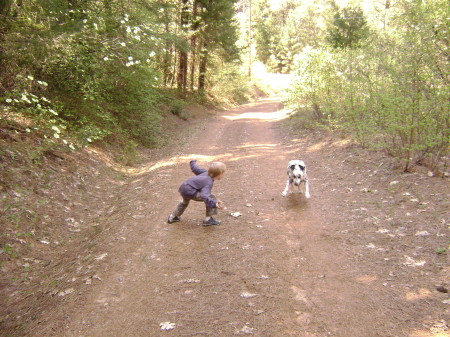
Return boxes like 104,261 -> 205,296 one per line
227,153 -> 267,162
306,141 -> 328,152
88,141 -> 285,177
405,288 -> 432,301
284,148 -> 303,156
235,143 -> 278,150
86,149 -> 232,176
123,153 -> 232,176
410,330 -> 450,337
332,139 -> 352,147
355,274 -> 377,284
222,108 -> 293,122
305,139 -> 353,153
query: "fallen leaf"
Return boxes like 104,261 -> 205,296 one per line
240,291 -> 257,298
95,253 -> 108,261
180,279 -> 200,283
238,325 -> 255,334
58,288 -> 75,296
160,322 -> 176,330
403,255 -> 426,267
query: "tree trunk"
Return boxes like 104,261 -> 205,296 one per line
189,0 -> 199,91
0,0 -> 14,93
198,39 -> 207,91
177,0 -> 189,95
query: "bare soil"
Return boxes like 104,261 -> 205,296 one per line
1,97 -> 449,337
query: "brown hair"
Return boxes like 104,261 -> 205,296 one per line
208,161 -> 226,178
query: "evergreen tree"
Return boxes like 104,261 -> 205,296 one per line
326,6 -> 370,49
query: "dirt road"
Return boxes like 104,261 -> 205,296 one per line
22,98 -> 449,336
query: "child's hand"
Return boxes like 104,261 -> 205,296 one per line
216,201 -> 225,209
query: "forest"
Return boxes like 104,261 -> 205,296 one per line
0,0 -> 448,170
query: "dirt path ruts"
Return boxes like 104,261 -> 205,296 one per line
25,97 -> 449,337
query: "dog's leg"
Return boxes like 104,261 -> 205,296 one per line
281,179 -> 290,196
304,178 -> 310,199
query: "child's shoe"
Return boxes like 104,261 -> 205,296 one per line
202,217 -> 221,226
167,215 -> 181,224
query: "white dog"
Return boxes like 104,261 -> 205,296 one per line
281,160 -> 310,198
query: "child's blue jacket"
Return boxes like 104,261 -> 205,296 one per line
178,160 -> 217,208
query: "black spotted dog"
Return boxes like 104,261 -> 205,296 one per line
281,160 -> 310,198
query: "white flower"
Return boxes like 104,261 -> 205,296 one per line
83,19 -> 87,23
51,126 -> 61,133
5,98 -> 12,103
86,138 -> 92,143
128,56 -> 133,61
21,95 -> 32,104
27,75 -> 34,81
120,42 -> 126,47
48,109 -> 58,116
93,23 -> 98,30
25,128 -> 31,133
69,144 -> 75,150
120,20 -> 125,24
53,133 -> 60,139
149,51 -> 156,57
103,56 -> 109,61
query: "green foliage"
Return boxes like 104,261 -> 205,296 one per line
326,6 -> 370,49
0,0 -> 245,152
253,0 -> 329,73
208,58 -> 254,105
288,0 -> 449,171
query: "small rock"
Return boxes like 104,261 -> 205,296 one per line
415,231 -> 430,236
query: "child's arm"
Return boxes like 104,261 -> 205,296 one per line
190,160 -> 207,176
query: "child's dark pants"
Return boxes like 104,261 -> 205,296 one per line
172,192 -> 218,217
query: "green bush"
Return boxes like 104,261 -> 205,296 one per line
288,0 -> 449,173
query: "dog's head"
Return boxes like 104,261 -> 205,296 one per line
288,160 -> 306,185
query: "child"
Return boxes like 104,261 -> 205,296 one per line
168,159 -> 226,226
